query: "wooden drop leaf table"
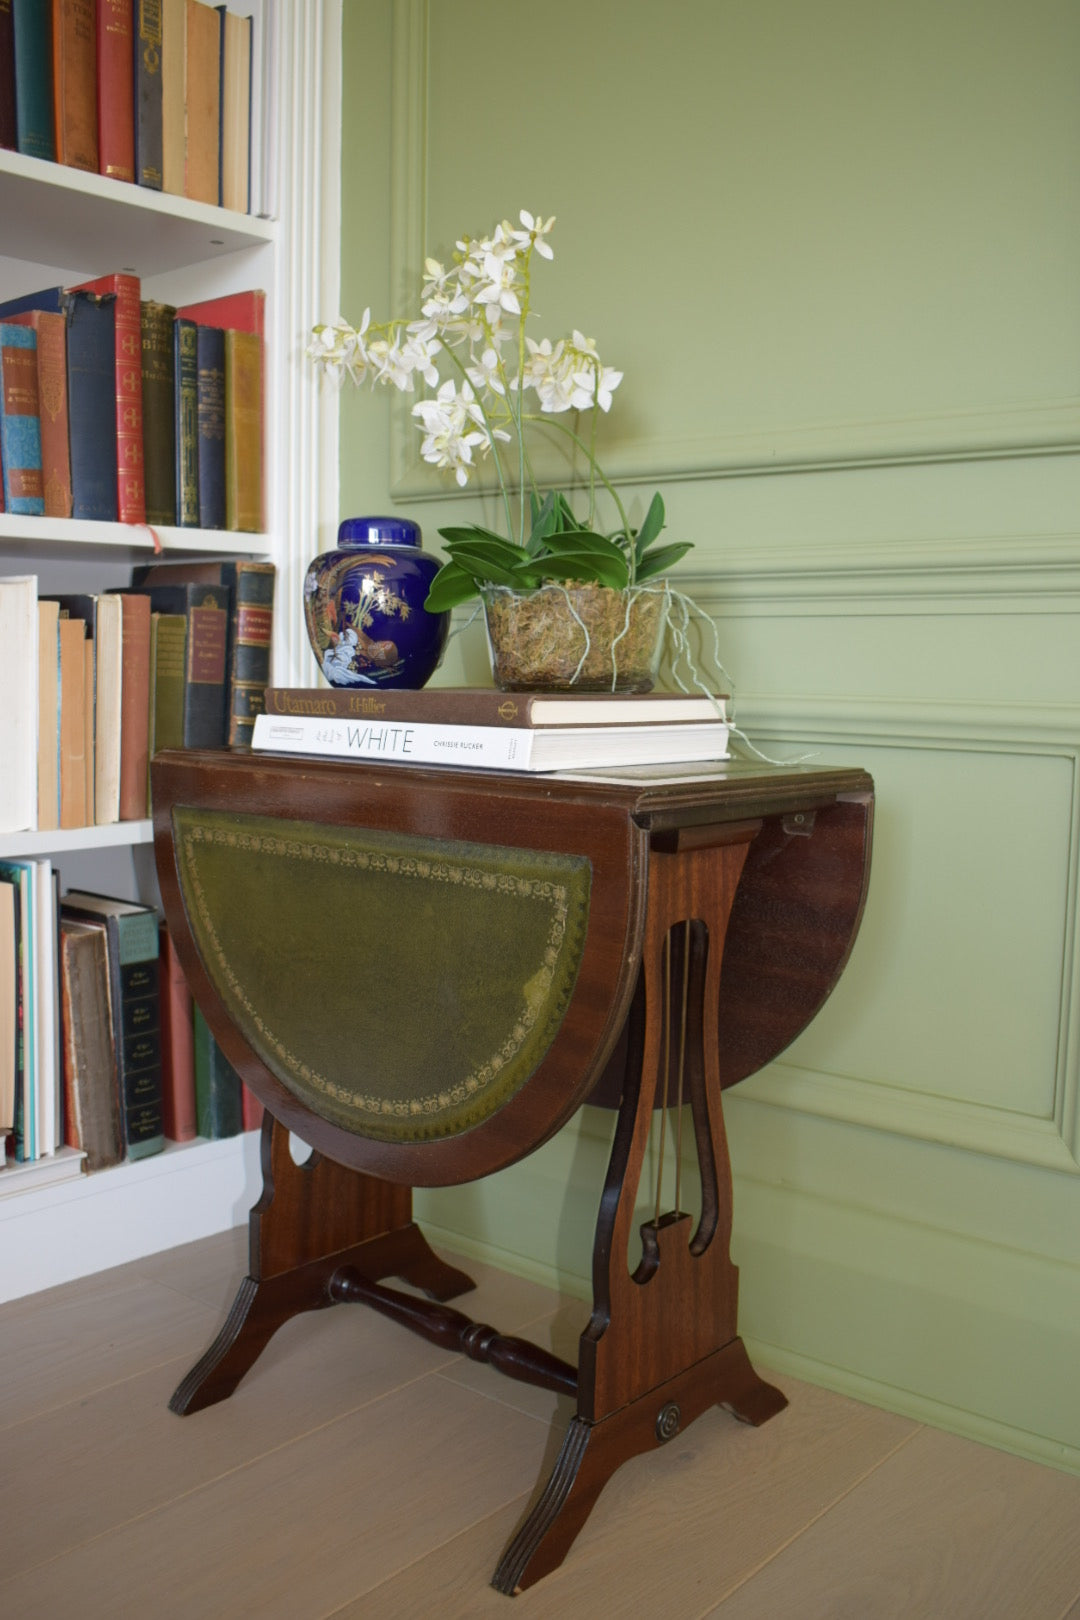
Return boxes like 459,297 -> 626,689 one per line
151,749 -> 873,1594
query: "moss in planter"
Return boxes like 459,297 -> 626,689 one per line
482,582 -> 665,692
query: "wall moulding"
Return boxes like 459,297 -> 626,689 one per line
387,3 -> 1080,497
724,717 -> 1080,1174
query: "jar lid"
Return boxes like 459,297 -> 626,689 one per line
337,516 -> 422,548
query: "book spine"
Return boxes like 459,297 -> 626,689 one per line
181,592 -> 228,747
134,0 -> 163,188
218,6 -> 250,212
0,0 -> 16,151
224,326 -> 261,531
57,616 -> 87,829
174,317 -> 199,526
173,289 -> 265,335
117,592 -> 151,820
63,291 -> 119,522
11,0 -> 55,160
97,0 -> 135,181
252,714 -> 526,771
195,323 -> 225,529
111,910 -> 164,1158
193,1003 -> 242,1138
7,310 -> 73,516
158,924 -> 196,1140
262,686 -> 547,727
140,300 -> 177,525
79,273 -> 146,524
0,324 -> 45,515
36,600 -> 60,833
51,0 -> 98,171
82,632 -> 95,822
149,612 -> 187,755
159,0 -> 183,193
224,561 -> 274,748
183,0 -> 219,205
59,925 -> 123,1171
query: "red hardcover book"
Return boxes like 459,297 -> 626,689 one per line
1,309 -> 72,517
174,288 -> 266,337
96,0 -> 135,182
51,0 -> 98,172
241,1084 -> 263,1132
158,923 -> 196,1141
73,273 -> 146,524
117,591 -> 151,820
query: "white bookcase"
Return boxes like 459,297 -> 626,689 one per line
0,0 -> 343,1303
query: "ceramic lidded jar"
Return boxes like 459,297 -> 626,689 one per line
303,516 -> 450,690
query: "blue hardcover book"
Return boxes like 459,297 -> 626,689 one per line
63,292 -> 119,523
0,324 -> 45,515
195,325 -> 226,529
0,287 -> 64,320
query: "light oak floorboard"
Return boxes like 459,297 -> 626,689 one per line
349,1378 -> 918,1619
704,1425 -> 1080,1620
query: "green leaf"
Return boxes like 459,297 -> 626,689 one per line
437,524 -> 512,548
423,560 -> 480,613
540,530 -> 626,561
532,548 -> 630,588
633,492 -> 666,562
526,491 -> 559,553
634,540 -> 693,582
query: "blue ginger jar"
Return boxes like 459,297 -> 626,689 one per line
303,516 -> 450,690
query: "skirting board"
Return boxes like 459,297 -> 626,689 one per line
0,1133 -> 262,1304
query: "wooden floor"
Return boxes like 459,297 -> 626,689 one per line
3,1229 -> 1080,1620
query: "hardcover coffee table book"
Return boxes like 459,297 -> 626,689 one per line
151,747 -> 873,1593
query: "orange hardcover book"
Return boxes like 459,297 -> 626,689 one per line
58,614 -> 87,829
117,591 -> 152,821
183,0 -> 220,206
96,0 -> 135,182
37,599 -> 60,833
82,633 -> 95,824
51,0 -> 98,172
50,0 -> 97,171
158,923 -> 196,1141
73,273 -> 146,524
219,6 -> 250,212
3,309 -> 72,516
224,327 -> 261,531
161,0 -> 185,195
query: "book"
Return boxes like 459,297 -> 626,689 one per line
2,309 -> 73,516
60,892 -> 164,1161
262,687 -> 730,729
224,326 -> 261,530
51,0 -> 98,172
0,858 -> 54,1160
123,583 -> 229,748
148,610 -> 187,756
34,859 -> 60,1154
0,575 -> 37,835
174,316 -> 199,526
49,594 -> 123,825
57,613 -> 88,828
160,0 -> 184,194
251,712 -> 734,773
37,598 -> 60,833
11,0 -> 55,160
0,323 -> 45,515
96,0 -> 135,181
58,918 -> 123,1170
158,923 -> 196,1140
134,0 -> 164,189
133,557 -> 275,747
116,591 -> 152,821
56,288 -> 119,521
174,287 -> 265,337
195,323 -> 226,528
140,299 -> 177,524
0,0 -> 16,151
192,1002 -> 242,1138
0,878 -> 16,1132
184,0 -> 220,205
0,860 -> 32,1158
74,273 -> 146,525
217,3 -> 251,211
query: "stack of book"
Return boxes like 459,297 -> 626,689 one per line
0,564 -> 274,835
0,883 -> 262,1181
254,688 -> 733,775
0,0 -> 276,217
0,281 -> 265,534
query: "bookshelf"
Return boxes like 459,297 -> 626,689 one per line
0,1 -> 343,1301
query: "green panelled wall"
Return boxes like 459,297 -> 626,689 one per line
335,0 -> 1080,1472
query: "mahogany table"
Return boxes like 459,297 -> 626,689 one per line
151,749 -> 873,1594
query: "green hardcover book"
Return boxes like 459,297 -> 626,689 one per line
174,316 -> 199,527
141,301 -> 177,525
192,1003 -> 242,1139
11,0 -> 55,161
149,611 -> 187,757
60,892 -> 164,1162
